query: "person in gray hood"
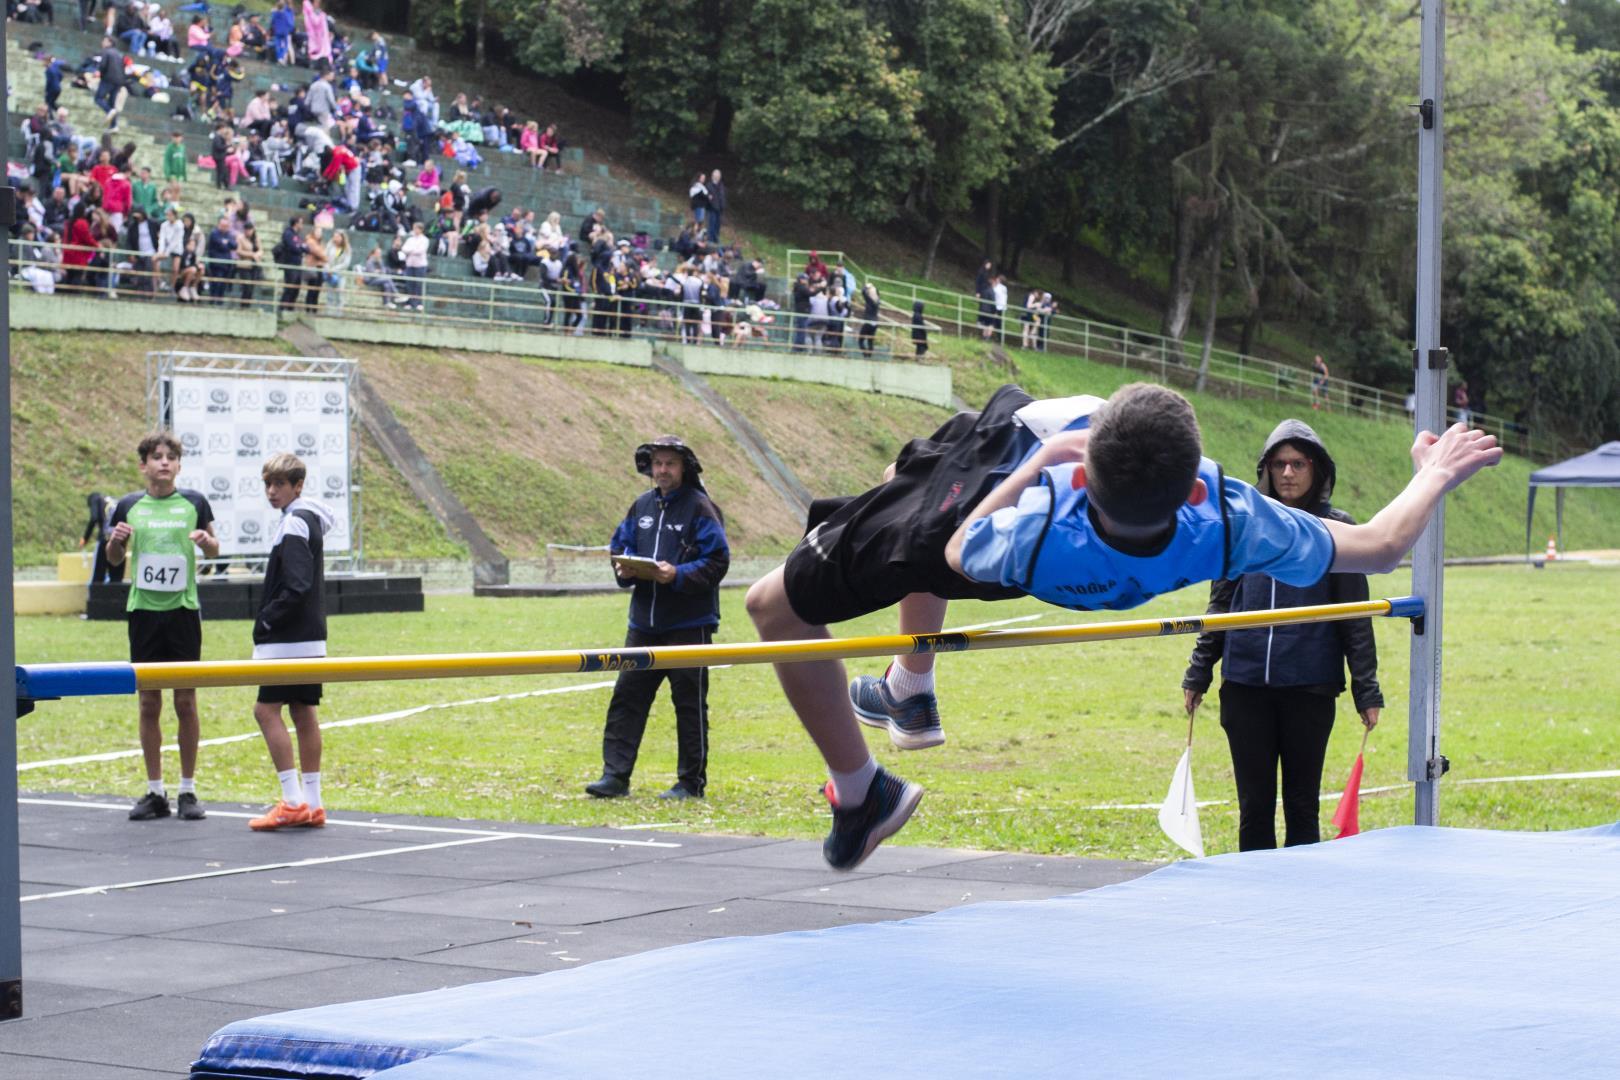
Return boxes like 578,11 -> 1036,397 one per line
1182,419 -> 1383,850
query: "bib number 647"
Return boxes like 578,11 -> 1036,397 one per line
136,554 -> 188,592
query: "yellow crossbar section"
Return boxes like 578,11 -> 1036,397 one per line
130,598 -> 1408,691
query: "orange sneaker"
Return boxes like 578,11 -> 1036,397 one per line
249,801 -> 312,831
302,807 -> 326,828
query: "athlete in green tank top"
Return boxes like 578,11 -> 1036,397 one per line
113,488 -> 216,611
105,433 -> 220,823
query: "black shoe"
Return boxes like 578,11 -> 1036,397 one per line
176,792 -> 206,820
658,784 -> 703,801
822,767 -> 923,871
129,791 -> 171,820
585,774 -> 630,799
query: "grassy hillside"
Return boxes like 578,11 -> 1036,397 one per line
10,331 -> 1617,568
705,378 -> 948,497
333,344 -> 809,555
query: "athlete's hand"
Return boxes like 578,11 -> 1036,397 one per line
1412,424 -> 1502,492
1034,429 -> 1089,469
189,529 -> 210,546
109,522 -> 133,546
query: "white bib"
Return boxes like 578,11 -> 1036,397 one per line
136,553 -> 188,593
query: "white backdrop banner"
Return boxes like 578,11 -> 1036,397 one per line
170,375 -> 352,556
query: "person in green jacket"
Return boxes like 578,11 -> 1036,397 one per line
164,130 -> 188,182
132,165 -> 162,219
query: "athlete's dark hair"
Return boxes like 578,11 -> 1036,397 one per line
1085,383 -> 1203,528
136,431 -> 183,463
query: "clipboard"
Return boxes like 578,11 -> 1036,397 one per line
611,554 -> 662,581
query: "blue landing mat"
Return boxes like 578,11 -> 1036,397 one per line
194,823 -> 1620,1079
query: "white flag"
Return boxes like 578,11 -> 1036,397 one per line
1158,748 -> 1205,858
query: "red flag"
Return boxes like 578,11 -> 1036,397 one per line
1331,753 -> 1365,839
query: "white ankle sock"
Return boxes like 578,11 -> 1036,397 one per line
885,661 -> 935,700
301,772 -> 322,810
147,779 -> 166,797
829,758 -> 878,809
178,777 -> 196,796
277,768 -> 303,805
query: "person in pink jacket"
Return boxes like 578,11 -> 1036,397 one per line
302,0 -> 331,65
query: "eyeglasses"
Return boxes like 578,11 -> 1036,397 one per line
1270,458 -> 1312,474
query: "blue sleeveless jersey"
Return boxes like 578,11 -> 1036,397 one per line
960,457 -> 1334,611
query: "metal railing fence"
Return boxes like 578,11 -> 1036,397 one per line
783,248 -> 1540,456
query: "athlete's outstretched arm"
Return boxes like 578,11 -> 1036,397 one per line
1326,424 -> 1502,574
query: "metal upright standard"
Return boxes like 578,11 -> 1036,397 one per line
1408,0 -> 1448,827
1,22 -> 23,1021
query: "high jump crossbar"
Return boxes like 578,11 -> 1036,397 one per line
16,597 -> 1423,705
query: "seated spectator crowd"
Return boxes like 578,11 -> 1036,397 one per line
5,3 -> 902,354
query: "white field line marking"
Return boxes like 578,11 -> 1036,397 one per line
942,614 -> 1045,633
21,834 -> 517,902
956,769 -> 1620,814
17,797 -> 681,847
20,628 -> 1001,776
17,679 -> 617,772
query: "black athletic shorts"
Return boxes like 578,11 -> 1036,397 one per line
127,607 -> 203,664
782,383 -> 1037,626
256,683 -> 323,706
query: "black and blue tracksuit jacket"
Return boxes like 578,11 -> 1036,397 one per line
610,484 -> 730,632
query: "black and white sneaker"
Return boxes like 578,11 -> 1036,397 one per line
850,673 -> 945,750
176,792 -> 206,820
822,767 -> 923,871
128,792 -> 171,820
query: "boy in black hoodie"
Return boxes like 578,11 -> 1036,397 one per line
248,453 -> 336,831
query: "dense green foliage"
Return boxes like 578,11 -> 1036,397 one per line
406,0 -> 1620,443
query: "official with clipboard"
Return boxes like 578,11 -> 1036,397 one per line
586,436 -> 731,801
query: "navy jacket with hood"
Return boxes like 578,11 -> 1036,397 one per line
1183,420 -> 1382,711
610,481 -> 729,633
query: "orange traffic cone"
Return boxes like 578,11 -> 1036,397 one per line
1545,535 -> 1559,562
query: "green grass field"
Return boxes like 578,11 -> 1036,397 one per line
15,563 -> 1619,861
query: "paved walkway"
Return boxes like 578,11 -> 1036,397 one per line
4,794 -> 1157,1078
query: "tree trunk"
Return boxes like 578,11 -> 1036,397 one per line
982,181 -> 1002,264
474,0 -> 487,69
923,215 -> 947,281
1162,196 -> 1201,341
1196,230 -> 1222,393
1240,306 -> 1263,355
1008,237 -> 1025,277
705,97 -> 735,155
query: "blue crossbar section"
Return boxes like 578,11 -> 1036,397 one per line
192,822 -> 1620,1078
1386,594 -> 1426,619
16,662 -> 138,701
